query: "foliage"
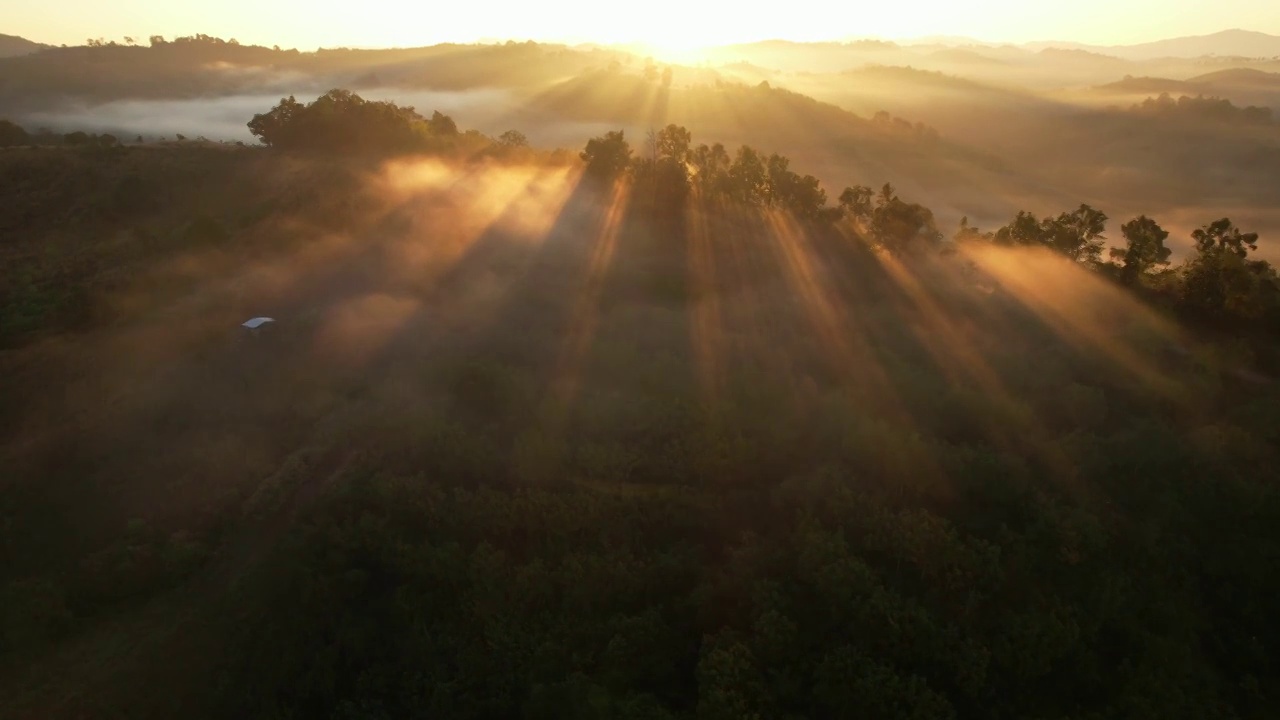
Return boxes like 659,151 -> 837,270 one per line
498,129 -> 529,148
602,127 -> 833,220
3,121 -> 1280,720
1132,93 -> 1274,124
580,129 -> 633,178
990,205 -> 1108,263
1179,219 -> 1278,323
868,183 -> 941,254
838,185 -> 874,225
247,89 -> 463,154
1112,215 -> 1172,284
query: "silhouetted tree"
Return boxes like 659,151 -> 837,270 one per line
428,111 -> 458,136
870,185 -> 941,255
247,95 -> 304,148
953,216 -> 994,243
1111,216 -> 1171,284
1179,219 -> 1277,321
728,146 -> 769,204
247,90 -> 458,154
1044,204 -> 1108,263
497,130 -> 528,148
994,211 -> 1044,246
839,185 -> 874,225
765,154 -> 827,217
580,130 -> 632,179
1193,218 -> 1258,258
655,124 -> 691,166
691,143 -> 731,194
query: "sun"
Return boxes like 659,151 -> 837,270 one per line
636,37 -> 715,64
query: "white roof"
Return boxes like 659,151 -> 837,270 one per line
241,317 -> 275,329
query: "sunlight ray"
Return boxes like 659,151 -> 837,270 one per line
544,179 -> 631,425
960,244 -> 1185,397
761,209 -> 909,418
685,191 -> 726,414
376,162 -> 581,287
872,249 -> 1084,482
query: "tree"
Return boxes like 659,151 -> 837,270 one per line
661,67 -> 674,87
1111,216 -> 1171,284
1044,204 -> 1108,263
428,111 -> 458,136
838,186 -> 874,225
580,130 -> 632,179
728,146 -> 768,204
994,211 -> 1044,247
247,90 -> 446,154
691,143 -> 731,194
870,186 -> 941,255
1181,218 -> 1275,321
1192,218 -> 1258,258
655,124 -> 691,166
763,154 -> 827,218
248,95 -> 303,148
763,153 -> 790,207
877,183 -> 896,208
953,216 -> 994,244
497,130 -> 528,148
778,173 -> 828,219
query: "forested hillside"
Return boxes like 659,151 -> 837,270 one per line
7,35 -> 1280,255
1,92 -> 1278,717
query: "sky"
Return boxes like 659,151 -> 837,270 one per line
6,0 -> 1280,51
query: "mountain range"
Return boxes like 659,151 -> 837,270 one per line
5,28 -> 1280,60
877,29 -> 1280,60
1023,29 -> 1280,60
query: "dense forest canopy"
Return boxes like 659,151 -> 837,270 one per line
2,33 -> 1280,720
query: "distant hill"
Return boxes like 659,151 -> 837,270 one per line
1095,76 -> 1199,96
0,39 -> 628,109
926,48 -> 1008,65
1188,67 -> 1280,85
1111,29 -> 1280,60
1095,67 -> 1280,108
0,33 -> 48,57
1035,47 -> 1129,66
1028,29 -> 1280,60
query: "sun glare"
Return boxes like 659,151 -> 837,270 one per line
635,38 -> 714,64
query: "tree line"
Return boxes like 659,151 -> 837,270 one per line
1130,93 -> 1274,125
579,124 -> 1279,333
0,120 -> 120,148
247,89 -> 470,154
